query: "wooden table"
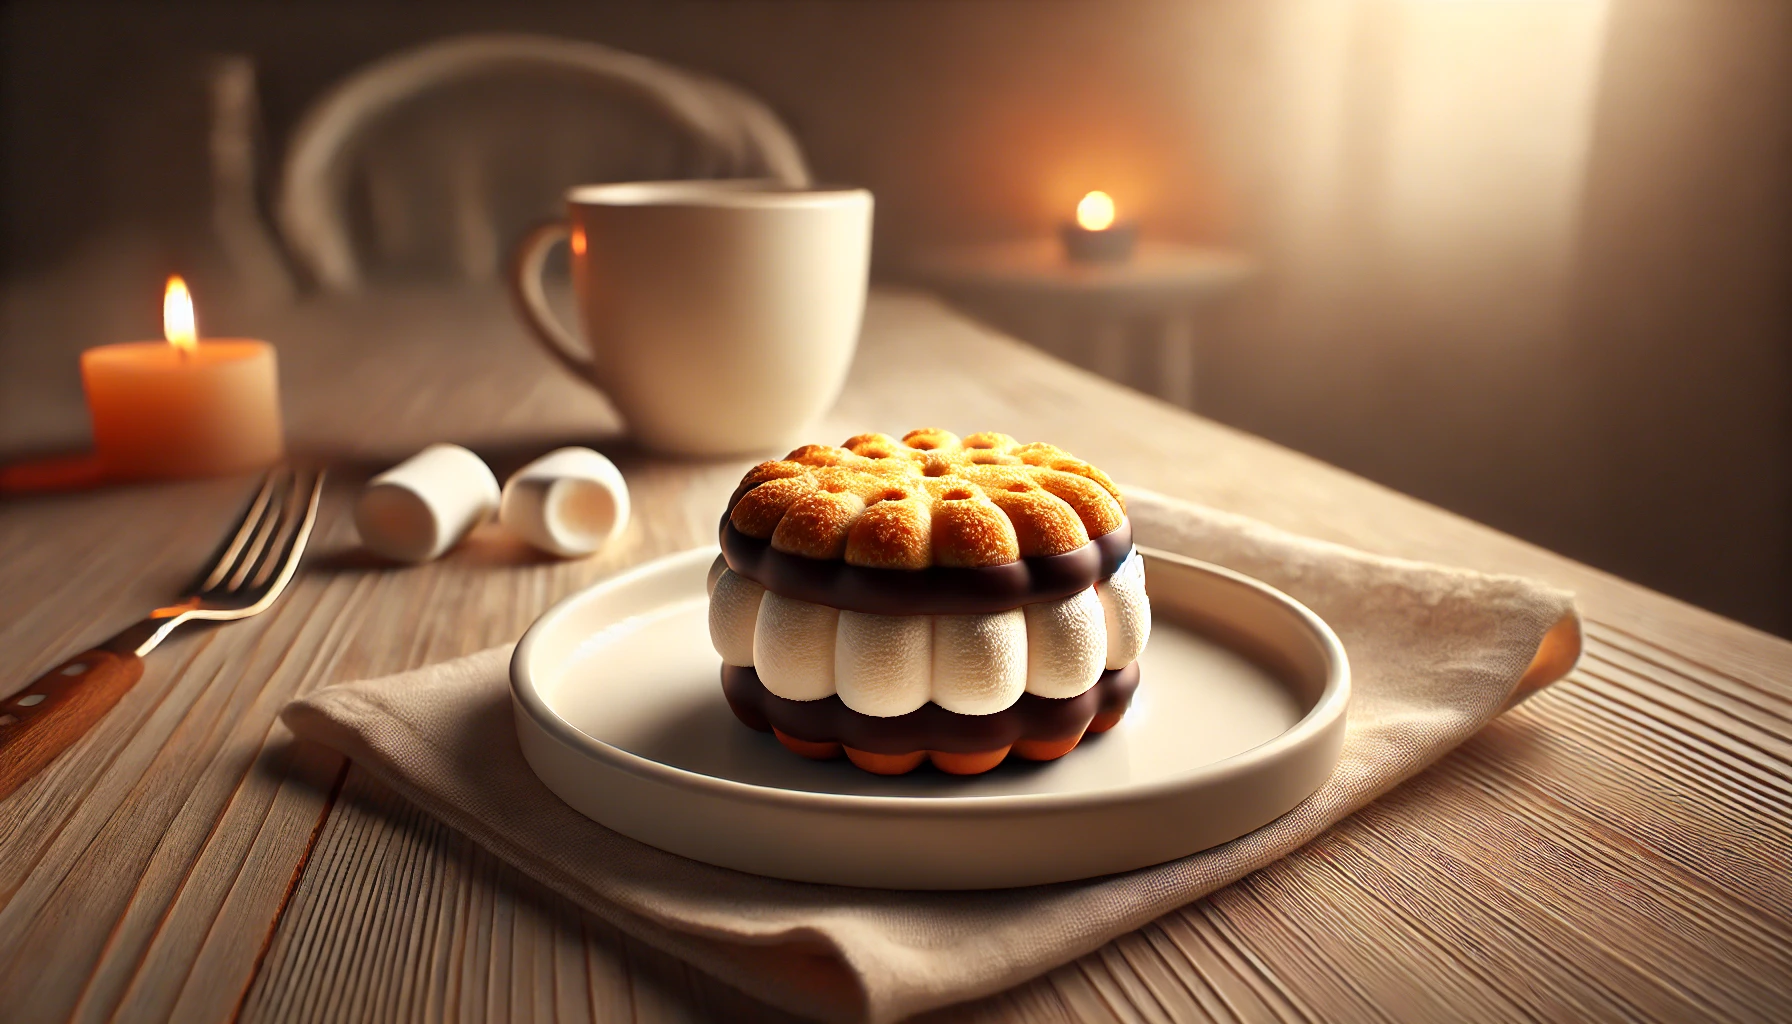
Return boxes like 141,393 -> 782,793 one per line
2,284 -> 1789,1023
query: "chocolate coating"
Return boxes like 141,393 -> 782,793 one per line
720,516 -> 1134,615
721,662 -> 1140,755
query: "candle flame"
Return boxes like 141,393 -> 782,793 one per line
1076,191 -> 1116,232
163,276 -> 197,354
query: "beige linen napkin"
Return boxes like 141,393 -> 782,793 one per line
280,489 -> 1580,1023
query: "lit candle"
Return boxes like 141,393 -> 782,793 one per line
80,277 -> 284,480
1060,190 -> 1138,264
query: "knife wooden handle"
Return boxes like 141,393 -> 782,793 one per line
0,649 -> 144,802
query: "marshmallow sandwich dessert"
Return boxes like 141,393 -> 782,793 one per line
708,428 -> 1150,775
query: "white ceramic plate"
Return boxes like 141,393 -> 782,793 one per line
511,546 -> 1349,889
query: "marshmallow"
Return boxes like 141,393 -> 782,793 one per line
930,610 -> 1028,715
1097,549 -> 1151,669
1023,588 -> 1108,698
835,611 -> 933,717
355,444 -> 498,563
754,591 -> 839,701
709,577 -> 1141,713
707,564 -> 764,667
499,447 -> 630,558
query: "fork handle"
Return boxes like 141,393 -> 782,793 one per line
0,649 -> 144,802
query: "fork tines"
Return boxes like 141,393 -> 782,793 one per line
193,465 -> 326,606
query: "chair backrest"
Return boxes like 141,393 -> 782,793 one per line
277,33 -> 811,290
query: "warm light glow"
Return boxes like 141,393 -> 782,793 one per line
163,276 -> 197,354
1076,191 -> 1116,231
570,227 -> 587,256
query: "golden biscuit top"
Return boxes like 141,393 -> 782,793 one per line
726,429 -> 1126,569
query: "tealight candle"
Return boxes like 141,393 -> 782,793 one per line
1060,191 -> 1138,264
81,277 -> 284,480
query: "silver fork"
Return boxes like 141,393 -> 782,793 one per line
0,465 -> 325,800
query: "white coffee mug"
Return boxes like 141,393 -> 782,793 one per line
509,180 -> 872,456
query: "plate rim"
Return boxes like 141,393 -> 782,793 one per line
510,544 -> 1350,817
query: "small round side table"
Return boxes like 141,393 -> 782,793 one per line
910,240 -> 1254,410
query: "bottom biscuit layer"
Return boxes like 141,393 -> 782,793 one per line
722,661 -> 1140,775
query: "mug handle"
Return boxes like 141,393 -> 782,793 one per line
508,220 -> 596,381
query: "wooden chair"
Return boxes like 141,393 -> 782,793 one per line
275,33 -> 811,290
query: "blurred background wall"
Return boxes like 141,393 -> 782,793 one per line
2,0 -> 1787,636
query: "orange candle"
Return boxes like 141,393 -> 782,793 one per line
80,277 -> 283,480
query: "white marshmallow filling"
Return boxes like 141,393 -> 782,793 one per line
706,549 -> 1151,717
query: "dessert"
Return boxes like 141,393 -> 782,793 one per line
709,429 -> 1150,775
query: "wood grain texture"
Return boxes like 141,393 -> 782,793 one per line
1,281 -> 1789,1023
